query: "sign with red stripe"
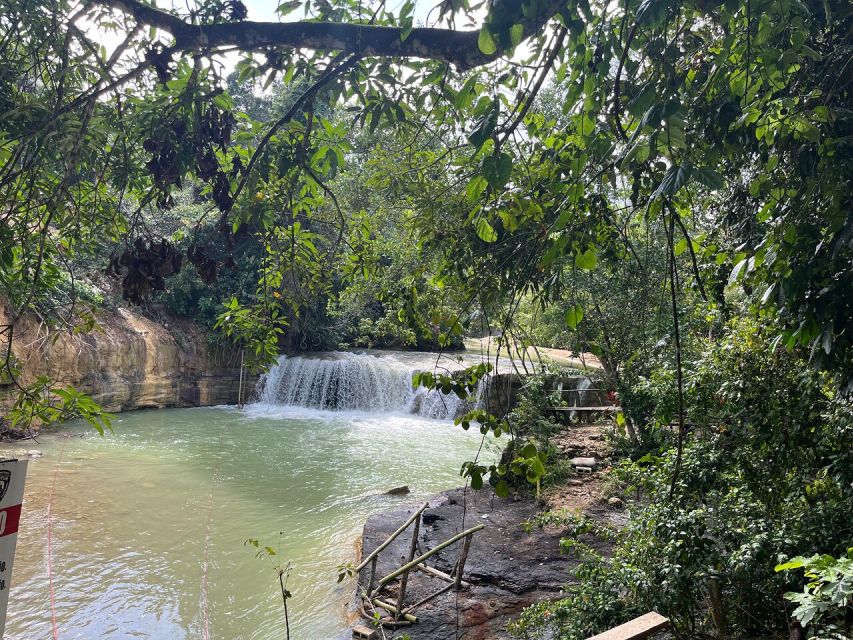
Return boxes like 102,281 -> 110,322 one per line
0,459 -> 28,640
0,505 -> 22,539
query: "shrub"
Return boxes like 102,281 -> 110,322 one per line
510,320 -> 853,639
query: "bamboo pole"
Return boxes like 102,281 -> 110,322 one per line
371,599 -> 418,623
453,533 -> 473,591
417,563 -> 471,588
394,513 -> 421,619
403,582 -> 454,616
374,524 -> 484,592
237,348 -> 245,409
366,555 -> 377,595
355,502 -> 428,573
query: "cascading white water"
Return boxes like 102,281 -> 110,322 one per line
576,376 -> 593,404
256,352 -> 471,419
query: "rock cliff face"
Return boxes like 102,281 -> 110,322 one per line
0,304 -> 248,414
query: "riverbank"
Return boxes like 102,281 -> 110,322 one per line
352,421 -> 623,639
353,487 -> 581,639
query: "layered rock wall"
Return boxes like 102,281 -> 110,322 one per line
0,304 -> 248,413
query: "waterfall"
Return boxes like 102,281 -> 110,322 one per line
576,376 -> 593,405
256,352 -> 472,419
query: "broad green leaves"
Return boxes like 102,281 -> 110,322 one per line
693,167 -> 724,190
627,85 -> 657,118
776,550 -> 853,633
475,217 -> 498,243
478,28 -> 497,55
565,304 -> 584,330
481,152 -> 513,190
652,163 -> 692,199
575,247 -> 597,271
468,99 -> 499,149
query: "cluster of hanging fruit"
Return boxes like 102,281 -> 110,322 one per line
119,91 -> 248,300
106,238 -> 183,305
106,236 -> 230,303
186,244 -> 218,284
142,101 -> 239,212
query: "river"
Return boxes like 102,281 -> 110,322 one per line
2,352 -> 500,639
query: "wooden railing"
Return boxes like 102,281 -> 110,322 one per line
356,502 -> 483,627
547,384 -> 620,419
586,612 -> 670,640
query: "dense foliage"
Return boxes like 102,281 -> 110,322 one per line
511,320 -> 853,639
1,0 -> 851,636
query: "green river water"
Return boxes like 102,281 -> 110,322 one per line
1,406 -> 495,639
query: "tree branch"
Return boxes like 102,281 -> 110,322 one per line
92,0 -> 566,70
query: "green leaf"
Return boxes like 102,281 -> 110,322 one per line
454,75 -> 478,110
636,0 -> 674,25
466,175 -> 488,202
494,478 -> 510,498
565,304 -> 584,330
400,18 -> 413,41
478,28 -> 497,55
627,84 -> 657,118
468,100 -> 499,149
694,166 -> 724,190
575,247 -> 597,271
621,141 -> 650,168
509,24 -> 524,47
475,217 -> 498,243
728,256 -> 752,285
481,153 -> 513,189
775,557 -> 807,572
652,162 -> 693,199
276,0 -> 302,15
165,75 -> 190,93
542,233 -> 570,267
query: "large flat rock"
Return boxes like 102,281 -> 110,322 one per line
354,487 -> 605,639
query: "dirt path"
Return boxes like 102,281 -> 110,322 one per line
543,422 -> 622,517
463,337 -> 603,371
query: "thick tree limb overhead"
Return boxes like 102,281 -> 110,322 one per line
92,0 -> 566,70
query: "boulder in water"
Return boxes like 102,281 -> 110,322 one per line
27,449 -> 43,458
385,485 -> 410,496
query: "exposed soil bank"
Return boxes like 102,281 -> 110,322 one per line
354,486 -> 613,639
0,304 -> 249,415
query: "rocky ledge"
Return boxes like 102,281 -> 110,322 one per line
354,486 -> 611,639
0,303 -> 251,415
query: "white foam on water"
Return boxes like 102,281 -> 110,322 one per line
252,351 -> 476,420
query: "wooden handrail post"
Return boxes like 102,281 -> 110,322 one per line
453,533 -> 473,591
394,511 -> 421,620
366,555 -> 378,596
237,348 -> 245,409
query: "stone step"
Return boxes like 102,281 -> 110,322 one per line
586,611 -> 670,640
570,456 -> 597,469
